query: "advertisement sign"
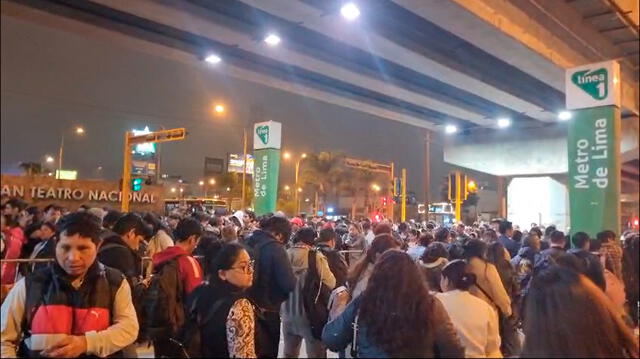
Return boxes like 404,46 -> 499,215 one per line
253,149 -> 281,215
567,106 -> 620,237
132,127 -> 156,154
204,157 -> 225,176
228,154 -> 254,174
565,60 -> 621,110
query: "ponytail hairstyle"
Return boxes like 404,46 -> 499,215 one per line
441,259 -> 476,291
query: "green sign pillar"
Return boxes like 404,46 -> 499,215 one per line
566,61 -> 621,239
252,121 -> 282,215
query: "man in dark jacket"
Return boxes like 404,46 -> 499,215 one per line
245,215 -> 296,358
98,213 -> 147,284
97,213 -> 148,357
498,220 -> 520,258
316,228 -> 348,287
568,232 -> 606,291
538,230 -> 566,265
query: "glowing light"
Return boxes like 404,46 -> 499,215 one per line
214,104 -> 225,114
45,156 -> 55,163
264,34 -> 281,46
558,111 -> 572,121
209,178 -> 216,185
283,152 -> 292,160
284,185 -> 290,191
340,3 -> 360,20
445,125 -> 457,134
171,187 -> 176,193
199,180 -> 204,186
497,118 -> 511,128
75,127 -> 85,135
205,54 -> 222,64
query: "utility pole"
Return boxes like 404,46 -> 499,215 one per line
423,130 -> 431,220
241,128 -> 248,209
401,168 -> 407,222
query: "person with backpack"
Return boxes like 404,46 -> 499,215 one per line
147,217 -> 204,358
97,213 -> 148,357
182,243 -> 257,358
244,215 -> 296,358
282,228 -> 336,358
0,212 -> 138,357
316,228 -> 348,288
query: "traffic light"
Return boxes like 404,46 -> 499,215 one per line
131,177 -> 143,192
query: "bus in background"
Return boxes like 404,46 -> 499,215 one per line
427,202 -> 455,226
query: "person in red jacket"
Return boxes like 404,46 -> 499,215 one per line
152,217 -> 204,296
1,215 -> 24,285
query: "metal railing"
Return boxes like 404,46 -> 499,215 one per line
1,258 -> 56,283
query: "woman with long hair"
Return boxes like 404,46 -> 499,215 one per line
323,250 -> 464,358
522,266 -> 638,358
436,260 -> 501,358
463,239 -> 512,317
347,233 -> 398,298
187,243 -> 257,358
486,242 -> 518,302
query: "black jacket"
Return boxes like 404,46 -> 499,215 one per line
98,235 -> 142,283
316,243 -> 348,287
569,249 -> 606,292
244,230 -> 295,312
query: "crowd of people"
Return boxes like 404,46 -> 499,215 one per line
0,196 -> 638,358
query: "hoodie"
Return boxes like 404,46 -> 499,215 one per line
152,246 -> 203,296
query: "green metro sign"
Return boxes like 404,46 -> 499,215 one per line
256,125 -> 269,145
571,68 -> 607,100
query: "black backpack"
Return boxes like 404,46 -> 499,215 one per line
140,256 -> 185,341
302,249 -> 332,340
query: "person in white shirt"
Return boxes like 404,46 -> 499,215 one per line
436,260 -> 501,358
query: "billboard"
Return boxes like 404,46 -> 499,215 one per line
132,127 -> 156,155
228,154 -> 254,174
204,157 -> 225,176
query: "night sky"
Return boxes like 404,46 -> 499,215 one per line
1,15 -> 477,201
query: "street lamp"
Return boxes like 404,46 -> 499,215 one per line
284,185 -> 290,191
58,126 -> 85,178
283,152 -> 309,214
214,104 -> 225,114
199,180 -> 205,186
209,178 -> 216,185
45,156 -> 55,164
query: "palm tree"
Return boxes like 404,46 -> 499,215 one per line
299,151 -> 348,213
19,162 -> 43,176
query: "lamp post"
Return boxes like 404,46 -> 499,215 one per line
283,152 -> 307,215
57,126 -> 85,178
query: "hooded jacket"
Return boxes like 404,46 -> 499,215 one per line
244,230 -> 295,312
152,246 -> 203,296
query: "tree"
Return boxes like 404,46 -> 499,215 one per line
214,172 -> 253,209
299,151 -> 348,212
19,162 -> 43,176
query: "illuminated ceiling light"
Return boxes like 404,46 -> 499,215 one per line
264,33 -> 281,46
445,125 -> 458,134
204,53 -> 222,64
497,118 -> 511,128
558,111 -> 572,121
340,3 -> 360,20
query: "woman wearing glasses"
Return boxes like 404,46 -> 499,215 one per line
188,243 -> 257,358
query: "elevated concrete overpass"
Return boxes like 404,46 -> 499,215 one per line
2,0 -> 638,220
